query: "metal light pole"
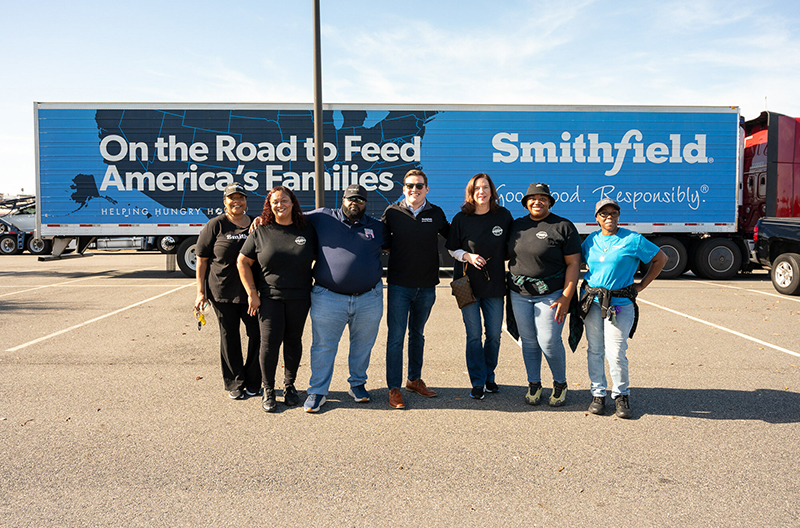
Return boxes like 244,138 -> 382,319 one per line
313,0 -> 325,209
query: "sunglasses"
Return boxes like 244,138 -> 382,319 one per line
404,183 -> 426,190
346,196 -> 366,204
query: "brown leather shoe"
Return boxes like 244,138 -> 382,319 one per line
389,388 -> 405,409
405,378 -> 437,397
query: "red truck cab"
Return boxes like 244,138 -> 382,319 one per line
741,111 -> 800,237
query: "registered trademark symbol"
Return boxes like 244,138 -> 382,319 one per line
708,157 -> 714,163
700,185 -> 709,193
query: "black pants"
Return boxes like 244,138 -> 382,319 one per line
258,296 -> 311,390
211,301 -> 261,392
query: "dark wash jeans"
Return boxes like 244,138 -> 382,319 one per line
385,284 -> 436,389
460,296 -> 503,389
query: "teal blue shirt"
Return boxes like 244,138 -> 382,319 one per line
582,228 -> 659,306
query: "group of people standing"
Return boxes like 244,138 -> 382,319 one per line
194,172 -> 666,419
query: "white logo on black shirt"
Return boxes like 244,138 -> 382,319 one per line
536,231 -> 548,240
421,218 -> 433,222
226,233 -> 248,240
295,236 -> 307,246
492,226 -> 503,236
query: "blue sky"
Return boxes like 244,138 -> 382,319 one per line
2,0 -> 799,195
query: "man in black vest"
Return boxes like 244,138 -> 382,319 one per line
382,170 -> 450,409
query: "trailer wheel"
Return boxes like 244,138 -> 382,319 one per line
26,237 -> 52,255
651,236 -> 687,279
176,236 -> 198,278
156,235 -> 179,254
693,238 -> 742,280
770,253 -> 800,295
0,235 -> 22,255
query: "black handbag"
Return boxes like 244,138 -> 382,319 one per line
450,263 -> 476,309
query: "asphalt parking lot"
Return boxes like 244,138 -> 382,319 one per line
1,251 -> 799,527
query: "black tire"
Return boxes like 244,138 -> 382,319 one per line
770,252 -> 800,296
693,238 -> 742,280
0,234 -> 22,255
156,235 -> 180,254
651,236 -> 688,279
26,237 -> 52,255
176,236 -> 198,278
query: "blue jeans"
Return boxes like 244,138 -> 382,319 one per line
584,302 -> 635,398
510,290 -> 567,384
460,296 -> 504,388
307,282 -> 384,396
386,284 -> 436,389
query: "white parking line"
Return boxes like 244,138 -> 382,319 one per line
6,283 -> 194,352
638,298 -> 800,358
0,276 -> 97,298
0,266 -> 166,298
690,279 -> 800,304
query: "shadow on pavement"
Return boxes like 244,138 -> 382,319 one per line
287,386 -> 800,423
635,386 -> 800,423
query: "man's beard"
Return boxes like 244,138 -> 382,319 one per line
344,204 -> 365,222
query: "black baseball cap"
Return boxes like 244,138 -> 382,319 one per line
343,184 -> 368,201
223,182 -> 247,197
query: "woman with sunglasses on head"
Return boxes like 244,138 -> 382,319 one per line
579,198 -> 667,418
237,186 -> 317,413
507,183 -> 582,409
195,182 -> 262,401
445,173 -> 513,400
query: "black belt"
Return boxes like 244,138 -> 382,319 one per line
331,289 -> 369,297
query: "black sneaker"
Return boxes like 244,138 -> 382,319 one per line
588,396 -> 605,415
548,381 -> 568,407
245,387 -> 263,398
284,385 -> 299,407
262,388 -> 277,413
485,381 -> 499,393
470,386 -> 485,400
229,388 -> 245,400
615,395 -> 632,419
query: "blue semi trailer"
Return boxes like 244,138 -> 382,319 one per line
35,103 -> 743,278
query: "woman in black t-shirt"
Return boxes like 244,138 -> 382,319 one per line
238,186 -> 317,413
195,183 -> 261,401
507,182 -> 581,409
445,173 -> 513,401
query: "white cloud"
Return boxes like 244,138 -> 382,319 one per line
3,0 -> 800,194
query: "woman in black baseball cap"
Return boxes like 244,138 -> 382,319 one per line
194,182 -> 262,401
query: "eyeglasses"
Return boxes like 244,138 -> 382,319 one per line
346,196 -> 366,204
597,210 -> 620,219
405,183 -> 425,190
